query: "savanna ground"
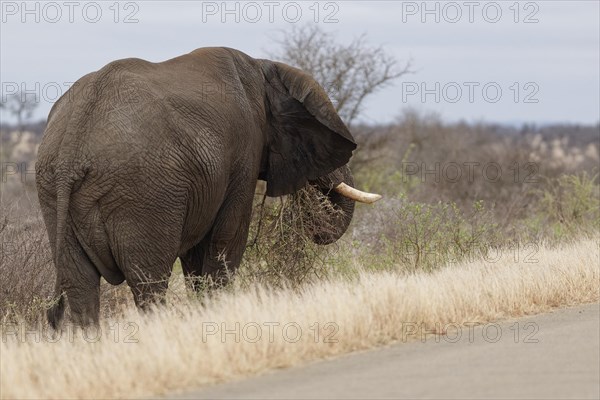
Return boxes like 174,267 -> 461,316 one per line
1,111 -> 599,399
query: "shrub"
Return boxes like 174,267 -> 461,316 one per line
353,196 -> 499,272
238,185 -> 344,289
534,171 -> 600,240
0,201 -> 54,324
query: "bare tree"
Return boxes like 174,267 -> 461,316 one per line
244,27 -> 411,280
271,25 -> 411,127
0,91 -> 38,137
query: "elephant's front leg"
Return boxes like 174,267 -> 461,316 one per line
205,193 -> 254,286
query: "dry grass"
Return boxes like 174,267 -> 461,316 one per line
1,238 -> 599,400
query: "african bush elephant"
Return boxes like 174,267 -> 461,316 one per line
36,47 -> 381,327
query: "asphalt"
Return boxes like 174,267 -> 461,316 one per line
173,303 -> 600,399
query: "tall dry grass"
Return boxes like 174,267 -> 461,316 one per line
1,238 -> 598,400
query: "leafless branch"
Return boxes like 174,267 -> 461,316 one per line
271,25 -> 411,127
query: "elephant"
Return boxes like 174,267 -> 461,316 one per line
36,47 -> 381,328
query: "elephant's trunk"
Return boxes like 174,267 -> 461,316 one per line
307,165 -> 380,245
313,184 -> 355,245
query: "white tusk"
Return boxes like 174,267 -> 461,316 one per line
334,183 -> 382,204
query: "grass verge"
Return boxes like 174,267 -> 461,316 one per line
1,237 -> 599,399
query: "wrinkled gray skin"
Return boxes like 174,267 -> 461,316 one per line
36,47 -> 358,328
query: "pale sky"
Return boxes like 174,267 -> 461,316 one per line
1,1 -> 599,126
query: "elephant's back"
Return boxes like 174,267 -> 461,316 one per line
42,48 -> 260,156
38,49 -> 259,202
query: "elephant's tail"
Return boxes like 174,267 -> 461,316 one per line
48,172 -> 77,329
54,175 -> 74,264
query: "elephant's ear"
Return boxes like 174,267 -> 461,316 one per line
261,61 -> 357,197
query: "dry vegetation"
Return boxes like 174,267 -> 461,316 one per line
1,238 -> 598,399
1,113 -> 599,326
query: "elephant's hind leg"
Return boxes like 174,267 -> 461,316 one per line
107,215 -> 179,312
61,225 -> 101,327
128,276 -> 169,312
121,250 -> 171,311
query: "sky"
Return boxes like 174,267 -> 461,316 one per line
1,0 -> 599,126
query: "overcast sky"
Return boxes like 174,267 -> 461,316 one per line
1,1 -> 599,126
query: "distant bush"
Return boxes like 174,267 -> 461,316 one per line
528,172 -> 600,241
0,200 -> 54,324
352,196 -> 499,272
352,111 -> 598,220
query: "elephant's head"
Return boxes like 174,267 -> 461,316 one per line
258,60 -> 381,244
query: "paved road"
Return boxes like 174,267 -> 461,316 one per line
176,303 -> 600,399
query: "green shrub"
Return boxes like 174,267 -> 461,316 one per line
534,171 -> 600,240
352,196 -> 499,272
